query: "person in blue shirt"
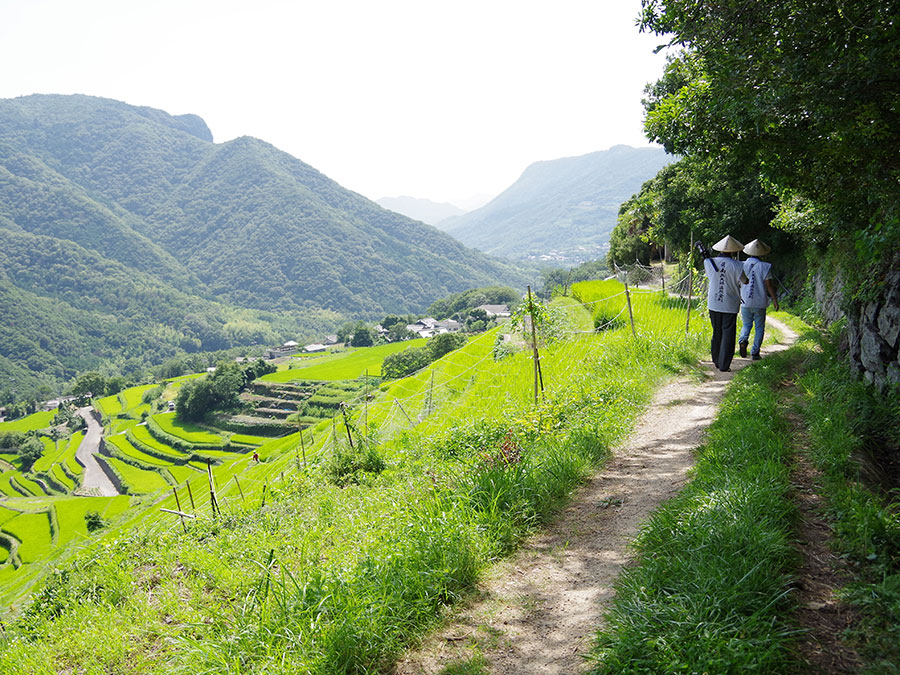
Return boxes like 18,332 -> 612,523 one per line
704,235 -> 745,372
738,239 -> 780,360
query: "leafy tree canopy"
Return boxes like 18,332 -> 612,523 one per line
638,1 -> 900,285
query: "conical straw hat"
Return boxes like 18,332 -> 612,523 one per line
743,239 -> 771,256
712,234 -> 743,253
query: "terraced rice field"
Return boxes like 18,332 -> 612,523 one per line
260,339 -> 429,382
0,410 -> 55,433
103,456 -> 170,494
152,413 -> 225,445
2,511 -> 53,563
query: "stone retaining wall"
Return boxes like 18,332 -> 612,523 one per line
815,254 -> 900,389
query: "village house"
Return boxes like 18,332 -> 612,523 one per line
264,340 -> 301,359
475,304 -> 511,318
405,317 -> 462,338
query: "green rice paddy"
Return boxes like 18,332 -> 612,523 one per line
260,339 -> 429,382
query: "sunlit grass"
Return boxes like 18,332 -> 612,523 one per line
0,286 -> 713,673
0,410 -> 55,433
260,339 -> 429,382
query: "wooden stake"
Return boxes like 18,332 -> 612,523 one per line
186,479 -> 195,513
340,402 -> 354,448
172,487 -> 186,532
394,398 -> 414,427
332,415 -> 338,450
160,508 -> 196,519
299,429 -> 307,467
527,286 -> 544,403
624,278 -> 637,338
427,370 -> 435,416
206,459 -> 219,516
260,483 -> 267,509
364,370 -> 369,438
661,242 -> 667,291
686,232 -> 694,337
234,474 -> 245,503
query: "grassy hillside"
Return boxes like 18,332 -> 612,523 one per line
440,145 -> 672,261
0,282 -> 710,673
0,93 -> 528,398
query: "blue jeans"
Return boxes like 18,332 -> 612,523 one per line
739,306 -> 767,355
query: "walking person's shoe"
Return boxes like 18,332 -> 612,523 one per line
752,353 -> 762,361
739,341 -> 748,358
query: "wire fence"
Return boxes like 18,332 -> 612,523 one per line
147,262 -> 714,535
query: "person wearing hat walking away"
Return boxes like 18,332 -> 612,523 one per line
704,234 -> 744,372
738,239 -> 779,360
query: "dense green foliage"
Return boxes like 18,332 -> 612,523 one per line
426,285 -> 519,320
440,146 -> 672,260
0,94 -> 527,399
176,360 -> 274,422
637,0 -> 900,298
796,329 -> 900,667
381,332 -> 468,380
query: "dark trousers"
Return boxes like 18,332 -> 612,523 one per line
709,310 -> 737,372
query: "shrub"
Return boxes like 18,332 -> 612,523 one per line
84,511 -> 106,533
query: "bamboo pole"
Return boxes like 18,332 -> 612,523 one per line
339,402 -> 354,448
206,459 -> 219,516
299,428 -> 307,468
185,479 -> 195,513
686,232 -> 694,337
527,286 -> 544,403
234,474 -> 245,503
172,487 -> 186,532
395,398 -> 414,427
624,278 -> 637,338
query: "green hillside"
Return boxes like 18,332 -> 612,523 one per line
439,145 -> 672,261
0,94 -> 528,397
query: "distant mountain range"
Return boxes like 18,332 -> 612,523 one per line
0,94 -> 526,397
375,196 -> 466,226
437,146 -> 673,262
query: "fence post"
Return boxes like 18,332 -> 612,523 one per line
172,487 -> 186,532
339,402 -> 354,448
185,479 -> 195,513
394,398 -> 414,427
660,245 -> 666,291
299,428 -> 307,468
234,474 -> 245,503
623,278 -> 637,338
527,286 -> 544,404
427,370 -> 434,417
206,459 -> 219,516
686,232 -> 694,337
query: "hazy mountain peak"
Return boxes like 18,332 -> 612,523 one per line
436,145 -> 672,263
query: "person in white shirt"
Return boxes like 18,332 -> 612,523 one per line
738,239 -> 780,360
704,234 -> 744,372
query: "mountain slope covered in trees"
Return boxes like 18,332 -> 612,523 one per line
438,145 -> 672,261
0,94 -> 527,398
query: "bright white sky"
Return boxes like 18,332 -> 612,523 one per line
0,0 -> 669,205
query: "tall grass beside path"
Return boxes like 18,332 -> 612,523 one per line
797,331 -> 900,668
590,348 -> 803,673
0,289 -> 708,674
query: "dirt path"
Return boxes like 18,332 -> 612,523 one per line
396,317 -> 798,674
75,407 -> 118,497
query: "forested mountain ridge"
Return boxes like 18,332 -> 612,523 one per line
0,94 -> 526,398
438,145 -> 672,261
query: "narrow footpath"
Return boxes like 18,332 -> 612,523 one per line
75,407 -> 118,497
396,317 -> 799,674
